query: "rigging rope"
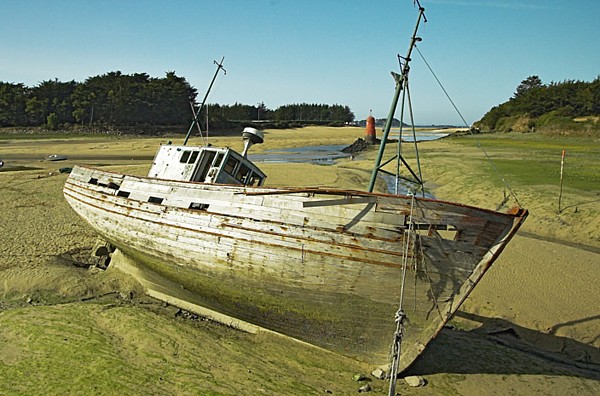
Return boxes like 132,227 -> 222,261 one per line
388,193 -> 417,396
393,58 -> 425,197
414,45 -> 522,208
405,83 -> 426,197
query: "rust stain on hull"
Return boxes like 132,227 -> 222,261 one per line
63,165 -> 527,371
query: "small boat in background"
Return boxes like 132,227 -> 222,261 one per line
0,159 -> 4,168
46,154 -> 68,161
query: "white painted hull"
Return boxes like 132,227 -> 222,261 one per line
64,165 -> 527,370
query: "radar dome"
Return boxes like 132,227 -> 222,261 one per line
241,127 -> 264,157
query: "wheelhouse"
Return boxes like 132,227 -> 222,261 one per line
148,145 -> 266,186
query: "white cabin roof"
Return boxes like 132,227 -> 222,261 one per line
148,145 -> 266,186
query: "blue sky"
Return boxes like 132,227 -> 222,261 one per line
1,0 -> 598,124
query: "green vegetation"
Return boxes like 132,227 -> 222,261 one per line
1,130 -> 599,393
210,102 -> 354,127
46,112 -> 59,130
475,75 -> 600,136
0,73 -> 355,134
450,134 -> 600,192
0,301 -> 369,395
0,73 -> 197,129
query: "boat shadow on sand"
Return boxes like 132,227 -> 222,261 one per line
406,311 -> 600,380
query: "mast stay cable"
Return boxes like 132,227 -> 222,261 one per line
387,193 -> 417,396
414,46 -> 522,208
368,2 -> 426,196
183,57 -> 227,146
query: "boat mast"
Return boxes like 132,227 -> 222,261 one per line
183,57 -> 226,146
368,2 -> 426,194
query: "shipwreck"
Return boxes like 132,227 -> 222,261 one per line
63,2 -> 527,384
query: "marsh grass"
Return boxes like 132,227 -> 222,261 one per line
448,134 -> 600,192
1,128 -> 599,394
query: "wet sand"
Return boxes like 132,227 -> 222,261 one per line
1,129 -> 599,394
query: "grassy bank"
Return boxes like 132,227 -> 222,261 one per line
407,132 -> 600,248
1,128 -> 599,394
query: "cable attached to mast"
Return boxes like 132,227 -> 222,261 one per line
368,3 -> 427,194
183,57 -> 227,146
414,46 -> 522,208
414,0 -> 427,22
387,193 -> 417,396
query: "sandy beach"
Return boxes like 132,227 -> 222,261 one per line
1,127 -> 599,395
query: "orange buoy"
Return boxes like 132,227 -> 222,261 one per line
365,114 -> 376,144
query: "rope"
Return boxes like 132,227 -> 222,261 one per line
399,194 -> 416,317
395,72 -> 408,195
393,74 -> 426,197
388,193 -> 416,396
414,45 -> 522,208
405,83 -> 426,197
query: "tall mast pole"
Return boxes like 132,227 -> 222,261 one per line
368,2 -> 426,192
183,57 -> 226,146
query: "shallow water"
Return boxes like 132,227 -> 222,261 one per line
251,144 -> 434,197
250,133 -> 448,165
250,144 -> 351,164
381,173 -> 435,198
390,131 -> 450,142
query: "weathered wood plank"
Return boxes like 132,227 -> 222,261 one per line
64,165 -> 528,370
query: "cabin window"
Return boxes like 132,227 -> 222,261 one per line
148,196 -> 164,204
117,190 -> 130,198
236,164 -> 251,184
213,152 -> 224,168
180,151 -> 191,163
181,150 -> 200,165
247,175 -> 263,186
89,178 -> 98,185
224,157 -> 239,175
194,150 -> 217,182
189,202 -> 210,211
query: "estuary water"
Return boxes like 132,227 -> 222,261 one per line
249,144 -> 351,164
389,131 -> 450,142
249,131 -> 449,165
250,143 -> 434,197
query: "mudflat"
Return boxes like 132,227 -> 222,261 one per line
1,128 -> 599,395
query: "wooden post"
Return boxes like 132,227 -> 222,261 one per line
558,149 -> 565,213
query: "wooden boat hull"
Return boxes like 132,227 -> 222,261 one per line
64,165 -> 527,371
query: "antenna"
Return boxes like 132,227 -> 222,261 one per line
183,57 -> 226,146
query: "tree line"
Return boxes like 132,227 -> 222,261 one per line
476,75 -> 600,133
209,103 -> 354,125
0,72 -> 355,132
0,72 -> 197,129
